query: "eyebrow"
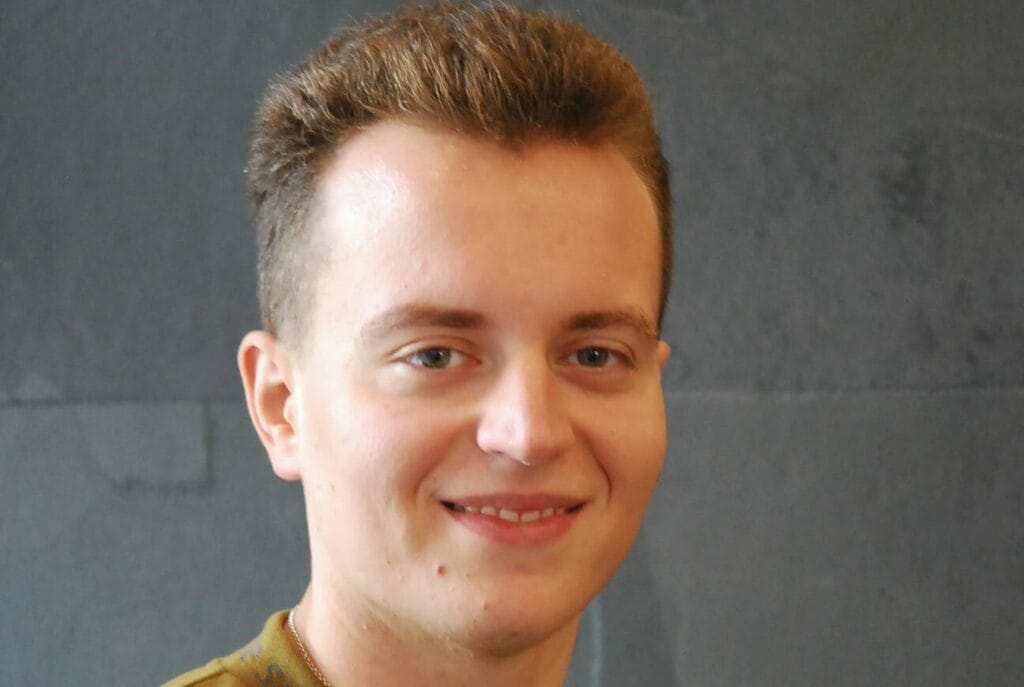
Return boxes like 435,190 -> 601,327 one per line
567,308 -> 660,341
360,304 -> 488,340
359,303 -> 659,341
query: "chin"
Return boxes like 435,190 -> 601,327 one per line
441,590 -> 586,659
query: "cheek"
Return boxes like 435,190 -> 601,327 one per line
301,388 -> 466,528
590,390 -> 667,500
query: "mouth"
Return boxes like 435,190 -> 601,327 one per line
439,494 -> 586,545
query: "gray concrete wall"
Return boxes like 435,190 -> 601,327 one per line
2,1 -> 1021,685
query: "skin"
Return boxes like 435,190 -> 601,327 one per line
238,120 -> 670,687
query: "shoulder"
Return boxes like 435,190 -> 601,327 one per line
161,610 -> 299,687
161,659 -> 246,686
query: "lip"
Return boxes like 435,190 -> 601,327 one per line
440,493 -> 586,546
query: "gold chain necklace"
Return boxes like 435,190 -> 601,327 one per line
287,607 -> 333,687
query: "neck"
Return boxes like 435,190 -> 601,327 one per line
292,585 -> 579,687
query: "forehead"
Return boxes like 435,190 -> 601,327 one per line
307,120 -> 661,332
314,120 -> 655,230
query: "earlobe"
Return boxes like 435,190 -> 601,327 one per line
237,331 -> 302,481
656,341 -> 671,372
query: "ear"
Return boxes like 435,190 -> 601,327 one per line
656,340 -> 671,372
237,330 -> 302,481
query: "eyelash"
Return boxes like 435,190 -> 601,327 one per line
405,347 -> 471,370
569,346 -> 632,368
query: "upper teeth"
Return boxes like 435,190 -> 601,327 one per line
451,504 -> 568,522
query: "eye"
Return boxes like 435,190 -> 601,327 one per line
571,346 -> 620,368
406,347 -> 468,370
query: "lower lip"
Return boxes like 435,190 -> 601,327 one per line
444,506 -> 581,546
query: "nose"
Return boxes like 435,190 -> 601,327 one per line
475,355 -> 575,466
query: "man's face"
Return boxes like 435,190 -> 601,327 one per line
288,121 -> 669,653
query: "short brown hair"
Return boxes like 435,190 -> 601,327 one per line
246,1 -> 672,343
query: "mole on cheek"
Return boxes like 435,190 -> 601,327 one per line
435,563 -> 447,576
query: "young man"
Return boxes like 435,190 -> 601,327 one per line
166,2 -> 673,685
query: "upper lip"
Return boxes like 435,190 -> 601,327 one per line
440,493 -> 586,511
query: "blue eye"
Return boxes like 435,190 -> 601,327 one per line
575,347 -> 612,367
408,347 -> 464,369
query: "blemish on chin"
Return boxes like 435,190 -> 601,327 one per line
435,563 -> 447,576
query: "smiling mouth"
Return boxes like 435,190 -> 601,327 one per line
441,501 -> 584,524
